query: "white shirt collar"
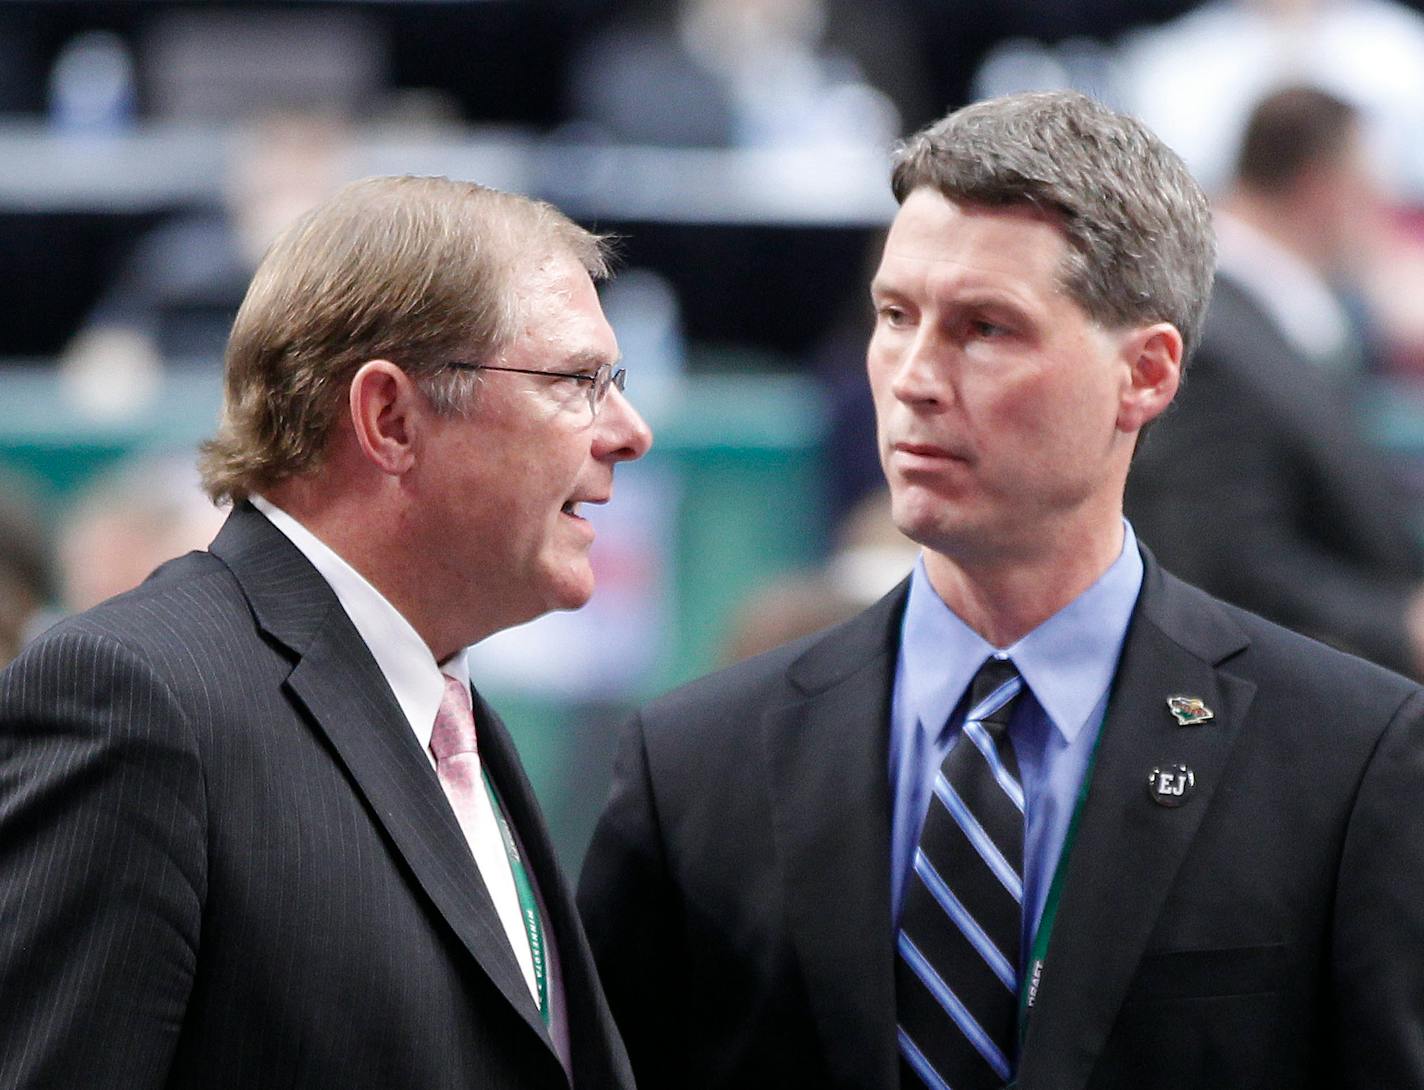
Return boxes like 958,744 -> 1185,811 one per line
251,495 -> 465,759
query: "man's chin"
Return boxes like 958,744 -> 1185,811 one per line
889,498 -> 964,550
894,513 -> 995,567
541,565 -> 596,614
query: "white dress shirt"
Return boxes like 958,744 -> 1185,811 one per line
250,496 -> 541,1007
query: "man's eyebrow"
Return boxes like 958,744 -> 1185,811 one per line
563,347 -> 619,369
868,279 -> 1031,314
953,289 -> 1031,311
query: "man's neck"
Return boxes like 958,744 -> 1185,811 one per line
1218,191 -> 1327,275
921,519 -> 1127,648
262,474 -> 466,660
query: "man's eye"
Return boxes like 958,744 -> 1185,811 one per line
878,305 -> 909,327
969,319 -> 1008,338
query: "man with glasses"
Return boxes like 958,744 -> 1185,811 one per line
0,176 -> 649,1089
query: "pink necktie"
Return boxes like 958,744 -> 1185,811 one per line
427,672 -> 495,860
430,675 -> 569,1065
431,673 -> 482,800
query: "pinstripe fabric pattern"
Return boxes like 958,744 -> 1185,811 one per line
0,503 -> 632,1090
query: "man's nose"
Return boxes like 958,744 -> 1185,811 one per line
598,385 -> 653,462
888,332 -> 951,407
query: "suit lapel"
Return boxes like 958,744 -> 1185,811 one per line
474,691 -> 632,1090
763,583 -> 908,1090
209,505 -> 555,1053
1016,555 -> 1256,1090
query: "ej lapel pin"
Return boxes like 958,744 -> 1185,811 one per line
1148,764 -> 1196,807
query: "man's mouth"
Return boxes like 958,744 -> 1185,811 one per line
895,441 -> 957,458
561,494 -> 609,520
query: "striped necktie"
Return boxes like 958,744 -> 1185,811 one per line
896,656 -> 1026,1090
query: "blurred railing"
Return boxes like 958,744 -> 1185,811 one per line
0,119 -> 898,224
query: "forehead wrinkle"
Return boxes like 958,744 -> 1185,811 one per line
875,253 -> 1051,320
489,320 -> 618,379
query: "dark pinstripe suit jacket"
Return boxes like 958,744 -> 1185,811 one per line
0,503 -> 633,1090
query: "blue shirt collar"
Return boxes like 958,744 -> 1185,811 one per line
899,522 -> 1144,744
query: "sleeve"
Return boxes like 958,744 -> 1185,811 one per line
1330,686 -> 1424,1087
0,627 -> 207,1088
577,713 -> 687,1090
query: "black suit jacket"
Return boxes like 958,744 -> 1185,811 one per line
579,551 -> 1424,1089
0,503 -> 633,1089
1125,273 -> 1423,675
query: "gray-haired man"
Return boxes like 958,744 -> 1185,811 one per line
1,176 -> 650,1089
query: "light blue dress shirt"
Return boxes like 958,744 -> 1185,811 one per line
888,523 -> 1145,960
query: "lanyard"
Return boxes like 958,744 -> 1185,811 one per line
1017,711 -> 1106,1044
481,767 -> 551,1026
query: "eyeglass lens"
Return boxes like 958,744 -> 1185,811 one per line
589,364 -> 628,415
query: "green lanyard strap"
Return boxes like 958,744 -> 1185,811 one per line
481,768 -> 551,1026
1017,716 -> 1105,1044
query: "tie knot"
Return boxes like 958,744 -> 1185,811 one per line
431,674 -> 478,761
967,656 -> 1022,731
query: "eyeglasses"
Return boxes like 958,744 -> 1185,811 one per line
446,361 -> 627,418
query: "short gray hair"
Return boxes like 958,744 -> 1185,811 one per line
891,91 -> 1215,364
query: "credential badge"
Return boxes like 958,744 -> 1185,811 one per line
1166,694 -> 1213,727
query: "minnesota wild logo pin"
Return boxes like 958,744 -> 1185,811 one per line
1166,695 -> 1213,726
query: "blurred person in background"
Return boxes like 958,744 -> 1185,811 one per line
723,488 -> 916,663
60,111 -> 350,414
565,0 -> 909,150
57,453 -> 224,614
1117,0 -> 1424,197
0,479 -> 52,668
1127,85 -> 1424,678
0,175 -> 649,1089
580,91 -> 1424,1089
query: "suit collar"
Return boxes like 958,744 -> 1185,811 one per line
208,504 -> 569,1073
1016,549 -> 1256,1090
208,500 -> 342,655
474,691 -> 634,1089
784,577 -> 910,695
770,553 -> 1259,1089
769,579 -> 909,1089
248,494 -> 451,751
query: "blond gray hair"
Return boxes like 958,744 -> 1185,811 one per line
200,175 -> 609,504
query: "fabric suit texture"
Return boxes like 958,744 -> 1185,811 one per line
579,549 -> 1424,1090
0,503 -> 634,1090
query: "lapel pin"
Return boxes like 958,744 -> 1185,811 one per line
1167,694 -> 1213,727
1148,764 -> 1196,807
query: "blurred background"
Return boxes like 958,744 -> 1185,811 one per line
6,0 -> 1424,870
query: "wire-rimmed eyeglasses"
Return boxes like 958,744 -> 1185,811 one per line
446,361 -> 627,418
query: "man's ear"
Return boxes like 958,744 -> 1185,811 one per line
349,360 -> 421,476
1117,322 -> 1183,435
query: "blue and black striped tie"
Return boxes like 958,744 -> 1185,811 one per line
896,656 -> 1025,1090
